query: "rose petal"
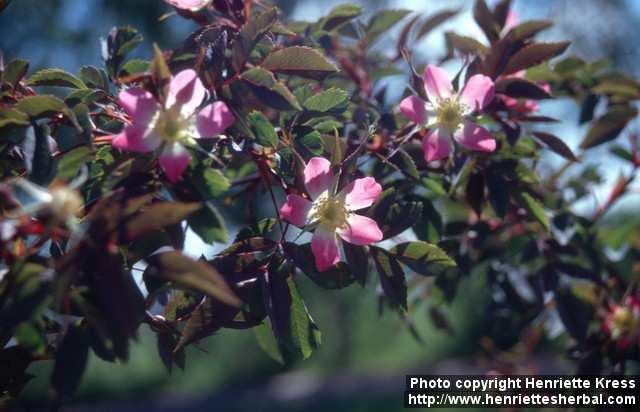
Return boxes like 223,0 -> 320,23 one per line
280,194 -> 313,227
423,128 -> 452,162
304,157 -> 333,200
454,121 -> 496,152
166,69 -> 206,117
399,95 -> 429,125
336,214 -> 383,246
112,124 -> 161,153
459,74 -> 495,112
159,142 -> 192,183
424,64 -> 453,103
164,0 -> 210,10
340,177 -> 382,211
118,87 -> 158,125
311,226 -> 340,272
196,101 -> 235,137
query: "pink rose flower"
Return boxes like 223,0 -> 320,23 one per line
113,69 -> 234,182
164,0 -> 211,11
280,157 -> 383,272
399,64 -> 496,162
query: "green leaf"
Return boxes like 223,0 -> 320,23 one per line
247,110 -> 278,147
28,124 -> 57,185
15,95 -> 77,127
240,67 -> 301,111
295,129 -> 324,156
192,167 -> 231,199
0,108 -> 29,129
188,202 -> 228,243
120,59 -> 150,76
416,8 -> 460,39
390,148 -> 419,179
445,32 -> 488,56
580,106 -> 637,149
504,41 -> 571,75
79,66 -> 109,90
303,87 -> 348,112
366,9 -> 411,44
126,202 -> 201,240
321,4 -> 362,31
57,146 -> 92,180
146,251 -> 242,308
389,241 -> 456,275
26,68 -> 86,89
262,46 -> 338,80
532,131 -> 577,161
380,201 -> 423,239
254,320 -> 285,364
2,58 -> 29,87
285,276 -> 321,360
370,246 -> 407,309
507,20 -> 553,42
51,323 -> 89,401
515,190 -> 549,231
232,7 -> 278,71
495,77 -> 552,99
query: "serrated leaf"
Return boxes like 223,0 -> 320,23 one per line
262,46 -> 338,80
126,202 -> 201,240
303,88 -> 348,112
188,202 -> 228,243
79,66 -> 109,90
515,190 -> 549,231
366,9 -> 411,44
532,131 -> 577,161
26,68 -> 86,89
381,201 -> 423,239
247,110 -> 278,147
506,20 -> 553,42
295,129 -> 324,156
389,241 -> 456,275
580,106 -> 637,149
146,251 -> 241,308
15,95 -> 76,124
416,8 -> 460,39
232,7 -> 278,71
192,167 -> 231,199
445,32 -> 488,56
473,0 -> 499,43
321,4 -> 362,31
2,58 -> 29,87
495,77 -> 552,99
240,67 -> 301,111
254,320 -> 285,364
51,323 -> 89,400
57,146 -> 92,180
390,148 -> 419,179
371,246 -> 407,309
504,42 -> 571,75
120,59 -> 150,76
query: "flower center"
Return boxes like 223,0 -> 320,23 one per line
312,195 -> 348,230
152,107 -> 194,144
435,97 -> 465,132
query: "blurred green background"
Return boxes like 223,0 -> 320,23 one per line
2,0 -> 640,410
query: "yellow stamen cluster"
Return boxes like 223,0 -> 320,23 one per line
152,107 -> 193,144
311,196 -> 349,231
435,97 -> 465,132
